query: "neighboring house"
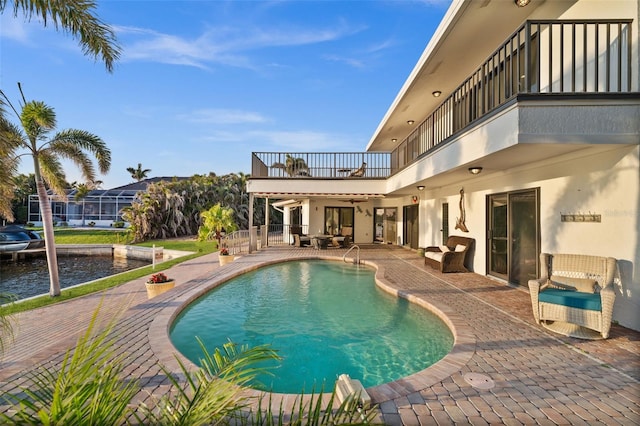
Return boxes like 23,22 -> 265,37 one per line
247,0 -> 640,331
27,177 -> 187,227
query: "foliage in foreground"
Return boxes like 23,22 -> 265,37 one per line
1,307 -> 378,425
2,303 -> 137,425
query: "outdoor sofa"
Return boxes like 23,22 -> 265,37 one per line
528,253 -> 618,339
424,236 -> 474,273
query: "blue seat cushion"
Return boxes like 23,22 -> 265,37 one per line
539,288 -> 601,311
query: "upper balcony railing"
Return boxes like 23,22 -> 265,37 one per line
391,19 -> 633,173
251,19 -> 633,180
252,152 -> 390,179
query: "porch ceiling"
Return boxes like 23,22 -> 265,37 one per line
387,143 -> 629,197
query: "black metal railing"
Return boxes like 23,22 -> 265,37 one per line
390,19 -> 633,173
252,152 -> 390,179
251,20 -> 633,180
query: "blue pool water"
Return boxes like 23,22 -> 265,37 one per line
170,260 -> 453,394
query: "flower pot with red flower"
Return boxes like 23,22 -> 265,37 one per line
145,272 -> 175,298
218,247 -> 235,265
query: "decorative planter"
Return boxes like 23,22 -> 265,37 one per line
219,254 -> 235,266
145,279 -> 175,299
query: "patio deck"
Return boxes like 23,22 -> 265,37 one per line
0,245 -> 638,425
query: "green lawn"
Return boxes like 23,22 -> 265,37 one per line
1,229 -> 218,315
52,228 -> 130,244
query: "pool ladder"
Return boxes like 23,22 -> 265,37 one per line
343,245 -> 360,264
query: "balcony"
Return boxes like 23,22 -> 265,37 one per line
251,152 -> 391,179
252,19 -> 634,180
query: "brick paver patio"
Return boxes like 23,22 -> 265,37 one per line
1,245 -> 638,424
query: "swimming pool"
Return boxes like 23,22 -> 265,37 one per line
170,260 -> 453,394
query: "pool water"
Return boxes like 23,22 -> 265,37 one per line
170,260 -> 453,394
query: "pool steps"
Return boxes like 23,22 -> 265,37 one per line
335,373 -> 371,409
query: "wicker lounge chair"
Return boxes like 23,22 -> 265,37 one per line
424,236 -> 474,273
528,253 -> 618,339
291,226 -> 311,247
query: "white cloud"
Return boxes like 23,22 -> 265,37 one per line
198,129 -> 349,151
116,21 -> 364,70
180,109 -> 269,125
0,13 -> 40,44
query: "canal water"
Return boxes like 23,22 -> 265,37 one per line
0,255 -> 149,300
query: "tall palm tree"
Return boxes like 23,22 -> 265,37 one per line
0,0 -> 121,73
126,163 -> 151,182
0,84 -> 111,296
73,180 -> 99,226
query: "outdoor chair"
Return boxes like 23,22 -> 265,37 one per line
349,162 -> 367,177
529,253 -> 618,339
424,236 -> 474,273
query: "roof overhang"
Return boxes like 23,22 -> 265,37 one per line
366,0 -> 558,152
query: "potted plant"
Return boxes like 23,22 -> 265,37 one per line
145,272 -> 175,299
197,204 -> 238,265
218,247 -> 235,266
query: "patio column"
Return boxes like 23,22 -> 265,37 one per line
248,192 -> 254,254
265,197 -> 270,247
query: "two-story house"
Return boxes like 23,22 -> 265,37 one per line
247,0 -> 640,332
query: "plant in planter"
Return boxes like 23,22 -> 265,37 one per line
144,272 -> 175,298
217,246 -> 234,265
197,204 -> 238,265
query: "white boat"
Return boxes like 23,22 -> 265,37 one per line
0,241 -> 30,252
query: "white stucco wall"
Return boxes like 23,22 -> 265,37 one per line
417,145 -> 640,331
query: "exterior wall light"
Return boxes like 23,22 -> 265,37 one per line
407,120 -> 415,125
468,167 -> 483,175
432,91 -> 442,97
417,185 -> 425,191
514,0 -> 531,6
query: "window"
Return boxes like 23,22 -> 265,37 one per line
324,207 -> 354,236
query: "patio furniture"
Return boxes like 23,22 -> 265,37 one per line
349,162 -> 367,177
291,226 -> 311,247
528,253 -> 618,339
331,226 -> 353,248
424,236 -> 474,273
312,235 -> 331,249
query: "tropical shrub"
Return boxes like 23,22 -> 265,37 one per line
1,306 -> 377,425
122,173 -> 281,243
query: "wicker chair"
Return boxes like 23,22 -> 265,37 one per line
528,253 -> 618,339
424,236 -> 474,273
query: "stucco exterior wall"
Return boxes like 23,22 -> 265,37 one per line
417,145 -> 639,331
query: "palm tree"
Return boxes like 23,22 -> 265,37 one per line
0,0 -> 121,73
198,203 -> 238,248
73,180 -> 100,226
0,84 -> 111,296
126,163 -> 151,182
272,154 -> 311,177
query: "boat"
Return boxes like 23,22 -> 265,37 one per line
0,225 -> 45,251
0,241 -> 30,252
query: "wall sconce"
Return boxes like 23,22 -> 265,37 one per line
432,91 -> 442,97
417,185 -> 425,191
514,0 -> 531,6
391,138 -> 397,142
407,120 -> 415,125
468,167 -> 483,175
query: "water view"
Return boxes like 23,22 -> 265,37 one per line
0,256 -> 149,300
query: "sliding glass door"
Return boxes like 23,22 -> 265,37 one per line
488,188 -> 540,285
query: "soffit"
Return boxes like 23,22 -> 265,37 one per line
367,0 -> 571,152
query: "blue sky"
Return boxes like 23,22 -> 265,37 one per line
1,0 -> 450,189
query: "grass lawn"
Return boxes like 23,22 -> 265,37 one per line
53,228 -> 130,244
1,228 -> 218,315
